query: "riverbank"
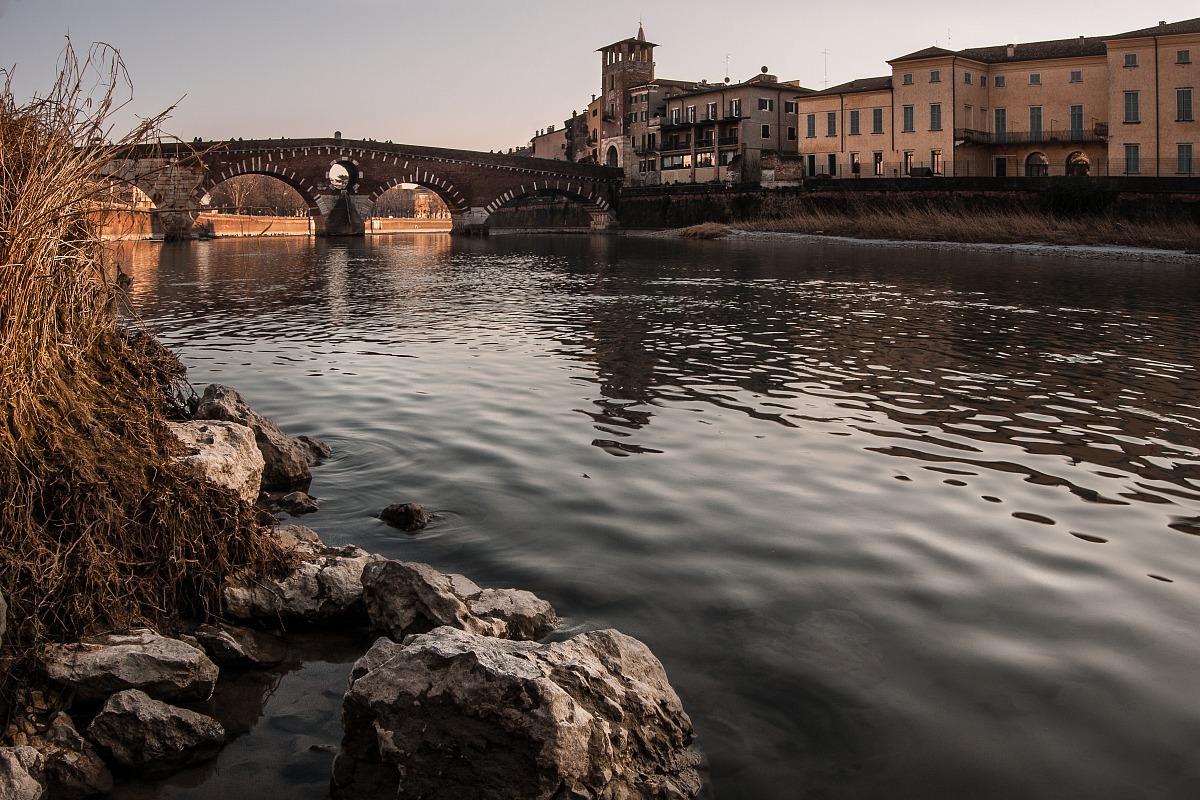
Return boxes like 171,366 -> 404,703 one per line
636,222 -> 1200,265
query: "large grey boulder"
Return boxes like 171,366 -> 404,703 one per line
41,712 -> 113,799
223,525 -> 383,622
194,383 -> 327,491
167,419 -> 264,503
42,629 -> 218,703
331,626 -> 701,800
86,689 -> 224,775
361,560 -> 557,642
0,746 -> 45,800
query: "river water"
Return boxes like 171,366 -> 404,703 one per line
118,233 -> 1200,799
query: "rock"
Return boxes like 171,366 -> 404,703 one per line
0,746 -> 45,800
331,626 -> 701,800
42,712 -> 113,799
361,560 -> 557,642
167,419 -> 264,503
223,525 -> 384,622
193,623 -> 288,667
279,491 -> 319,516
86,689 -> 224,775
379,502 -> 432,532
42,629 -> 218,703
0,588 -> 7,648
296,434 -> 332,461
194,384 -> 326,491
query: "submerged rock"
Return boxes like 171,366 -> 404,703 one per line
332,626 -> 701,800
361,560 -> 557,642
0,746 -> 45,800
42,628 -> 218,703
194,384 -> 328,491
168,419 -> 264,503
193,623 -> 288,667
379,502 -> 432,532
279,490 -> 319,516
223,525 -> 383,622
86,689 -> 224,775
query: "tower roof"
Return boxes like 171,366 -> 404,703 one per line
598,27 -> 657,51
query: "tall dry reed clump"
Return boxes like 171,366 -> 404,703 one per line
0,46 -> 287,685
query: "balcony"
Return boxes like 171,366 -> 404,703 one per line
718,135 -> 740,146
955,126 -> 1108,146
695,138 -> 716,149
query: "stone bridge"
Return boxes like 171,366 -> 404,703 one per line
103,137 -> 624,237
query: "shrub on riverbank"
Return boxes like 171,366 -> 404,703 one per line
734,198 -> 1200,250
0,47 -> 287,690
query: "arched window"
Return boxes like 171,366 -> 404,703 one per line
1024,151 -> 1049,177
1066,151 -> 1091,176
606,146 -> 620,167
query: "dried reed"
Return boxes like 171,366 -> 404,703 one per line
0,44 -> 287,693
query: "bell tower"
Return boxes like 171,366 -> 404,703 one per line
597,26 -> 656,169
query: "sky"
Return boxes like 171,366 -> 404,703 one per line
2,0 -> 1197,152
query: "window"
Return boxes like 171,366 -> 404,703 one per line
761,123 -> 771,139
902,73 -> 913,85
872,108 -> 884,134
1179,49 -> 1192,64
929,103 -> 942,131
787,126 -> 797,141
850,152 -> 861,175
1124,143 -> 1140,174
706,102 -> 717,120
729,98 -> 741,117
759,98 -> 775,111
931,149 -> 943,175
994,107 -> 1007,143
670,108 -> 680,124
1029,73 -> 1041,85
849,109 -> 861,135
1179,144 -> 1194,175
930,70 -> 941,82
806,113 -> 816,138
685,105 -> 696,123
662,154 -> 689,169
806,154 -> 816,175
995,75 -> 1007,88
873,151 -> 884,176
1070,104 -> 1084,139
1124,91 -> 1140,123
695,152 -> 713,167
826,112 -> 837,137
981,75 -> 988,87
784,101 -> 799,114
964,71 -> 972,85
1178,88 -> 1194,122
1029,106 -> 1043,141
719,150 -> 737,165
1124,53 -> 1138,68
902,105 -> 914,133
1070,70 -> 1083,83
902,150 -> 914,175
827,154 -> 838,176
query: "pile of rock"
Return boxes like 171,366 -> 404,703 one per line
0,385 -> 702,799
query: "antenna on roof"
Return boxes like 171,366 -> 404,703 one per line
725,53 -> 731,83
821,49 -> 831,89
947,28 -> 953,46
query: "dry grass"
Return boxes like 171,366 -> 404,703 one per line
679,222 -> 731,239
0,44 -> 288,690
733,200 -> 1200,252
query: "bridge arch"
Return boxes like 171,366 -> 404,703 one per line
195,160 -> 321,214
483,182 -> 614,232
368,173 -> 469,217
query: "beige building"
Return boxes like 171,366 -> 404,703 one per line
795,16 -> 1199,178
529,125 -> 569,161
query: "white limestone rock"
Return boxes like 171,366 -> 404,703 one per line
42,628 -> 218,703
331,626 -> 701,800
360,560 -> 558,642
86,689 -> 224,775
0,746 -> 45,800
168,419 -> 264,503
222,525 -> 383,622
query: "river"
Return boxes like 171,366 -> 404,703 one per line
116,233 -> 1200,799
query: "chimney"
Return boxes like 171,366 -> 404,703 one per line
1159,20 -> 1166,26
1006,44 -> 1015,58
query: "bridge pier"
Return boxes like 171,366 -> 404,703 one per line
451,207 -> 491,237
588,209 -> 616,233
315,193 -> 373,236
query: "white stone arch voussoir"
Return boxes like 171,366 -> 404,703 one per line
368,172 -> 468,215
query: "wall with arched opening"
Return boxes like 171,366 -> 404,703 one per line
97,178 -> 159,240
484,188 -> 611,230
197,173 -> 317,237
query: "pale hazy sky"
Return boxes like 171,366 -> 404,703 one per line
2,1 -> 1196,151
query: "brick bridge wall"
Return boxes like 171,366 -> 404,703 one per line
105,138 -> 623,237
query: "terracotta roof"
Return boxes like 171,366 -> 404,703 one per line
806,76 -> 893,96
1105,17 -> 1200,40
958,37 -> 1107,63
888,46 -> 956,64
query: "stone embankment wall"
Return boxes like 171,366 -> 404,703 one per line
617,177 -> 1200,229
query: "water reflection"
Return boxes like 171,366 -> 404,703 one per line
125,235 -> 1200,799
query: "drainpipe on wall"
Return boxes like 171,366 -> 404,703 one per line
1154,35 -> 1161,176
